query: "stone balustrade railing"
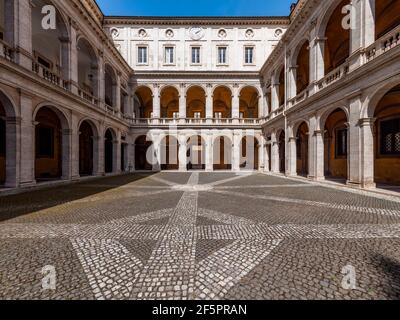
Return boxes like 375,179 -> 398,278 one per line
78,88 -> 99,105
127,118 -> 261,126
365,24 -> 400,62
0,40 -> 13,61
32,62 -> 69,90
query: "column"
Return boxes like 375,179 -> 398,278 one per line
152,134 -> 161,171
4,117 -> 20,188
288,66 -> 297,99
264,140 -> 271,173
61,129 -> 72,181
206,84 -> 213,119
258,95 -> 265,118
258,135 -> 265,171
270,132 -> 280,173
179,84 -> 187,119
69,21 -> 79,95
115,73 -> 121,113
12,0 -> 33,69
349,0 -> 363,70
205,133 -> 213,172
232,132 -> 241,172
232,85 -> 240,119
359,118 -> 376,188
362,0 -> 376,47
19,92 -> 35,186
92,136 -> 102,176
113,133 -> 121,173
178,135 -> 187,172
271,80 -> 280,112
98,53 -> 105,107
287,136 -> 297,176
309,129 -> 325,181
152,85 -> 161,119
347,96 -> 363,187
313,38 -> 326,83
71,115 -> 80,180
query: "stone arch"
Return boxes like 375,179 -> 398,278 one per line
77,36 -> 99,98
135,135 -> 153,171
240,135 -> 260,170
213,135 -> 232,170
239,86 -> 260,119
0,89 -> 17,186
134,85 -> 153,118
187,135 -> 205,170
323,108 -> 349,180
372,83 -> 400,185
33,104 -> 70,181
160,135 -> 179,170
160,86 -> 179,118
186,85 -> 206,119
213,86 -> 232,119
104,63 -> 117,108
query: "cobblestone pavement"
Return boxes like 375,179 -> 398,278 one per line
0,172 -> 400,300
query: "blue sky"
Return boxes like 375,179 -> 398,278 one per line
96,0 -> 295,17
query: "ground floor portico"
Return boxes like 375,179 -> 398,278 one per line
0,172 -> 400,300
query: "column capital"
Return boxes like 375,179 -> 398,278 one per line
359,118 -> 376,127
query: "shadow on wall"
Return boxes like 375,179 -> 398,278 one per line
373,253 -> 400,299
0,173 -> 155,222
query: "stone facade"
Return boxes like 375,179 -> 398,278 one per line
0,0 -> 399,190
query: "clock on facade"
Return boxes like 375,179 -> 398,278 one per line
189,27 -> 205,40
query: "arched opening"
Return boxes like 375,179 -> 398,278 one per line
324,108 -> 348,180
376,0 -> 400,40
104,129 -> 114,173
278,68 -> 285,107
79,121 -> 94,176
135,135 -> 153,171
134,86 -> 153,118
278,131 -> 286,173
0,101 -> 5,184
240,86 -> 259,119
160,86 -> 179,118
213,136 -> 232,170
187,136 -> 205,170
296,41 -> 310,95
213,86 -> 232,119
240,136 -> 259,170
324,0 -> 350,75
373,84 -> 400,185
161,136 -> 179,170
187,86 -> 206,119
296,122 -> 309,176
31,0 -> 69,85
77,38 -> 99,99
105,64 -> 116,108
35,107 -> 63,181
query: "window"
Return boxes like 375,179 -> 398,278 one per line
137,46 -> 148,64
165,47 -> 175,64
218,47 -> 227,64
380,118 -> 400,155
244,47 -> 254,64
0,118 -> 5,156
335,128 -> 348,157
36,127 -> 54,158
191,47 -> 201,64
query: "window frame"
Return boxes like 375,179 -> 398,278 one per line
137,45 -> 149,65
377,116 -> 400,158
335,127 -> 348,159
164,45 -> 176,65
217,46 -> 228,65
243,46 -> 255,65
35,126 -> 55,159
191,46 -> 201,65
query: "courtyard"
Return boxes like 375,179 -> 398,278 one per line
0,172 -> 400,300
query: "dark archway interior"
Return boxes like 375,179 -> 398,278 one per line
135,135 -> 153,171
79,121 -> 94,176
296,122 -> 309,176
104,129 -> 114,173
0,102 -> 5,184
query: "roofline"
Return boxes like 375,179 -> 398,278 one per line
103,15 -> 290,25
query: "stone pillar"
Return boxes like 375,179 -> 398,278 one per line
271,81 -> 280,111
92,136 -> 102,176
4,117 -> 20,188
179,84 -> 187,119
98,53 -> 105,107
232,132 -> 241,172
12,0 -> 33,69
258,135 -> 265,171
258,95 -> 265,118
362,0 -> 376,47
349,0 -> 364,70
152,85 -> 161,119
232,85 -> 240,119
313,38 -> 326,82
287,136 -> 297,176
310,130 -> 325,180
19,92 -> 35,186
206,85 -> 213,119
178,135 -> 187,172
61,129 -> 72,181
359,118 -> 376,188
71,115 -> 80,180
288,66 -> 297,99
205,133 -> 213,172
128,140 -> 135,172
264,141 -> 271,173
69,22 -> 79,95
113,134 -> 121,173
115,73 -> 121,113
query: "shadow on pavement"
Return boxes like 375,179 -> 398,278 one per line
0,173 -> 156,222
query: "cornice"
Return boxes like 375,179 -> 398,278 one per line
132,71 -> 262,80
103,16 -> 290,26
